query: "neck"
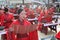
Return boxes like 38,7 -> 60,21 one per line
18,19 -> 24,25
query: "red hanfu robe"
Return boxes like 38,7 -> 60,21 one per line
38,10 -> 45,31
9,8 -> 16,14
4,13 -> 14,28
24,7 -> 29,12
0,13 -> 5,26
38,10 -> 45,22
26,10 -> 35,18
8,20 -> 38,40
55,31 -> 60,40
44,10 -> 52,23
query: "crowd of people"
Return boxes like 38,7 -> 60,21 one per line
0,4 -> 56,40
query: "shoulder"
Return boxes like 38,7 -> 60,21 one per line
10,20 -> 19,27
24,20 -> 31,26
8,12 -> 14,17
12,20 -> 19,25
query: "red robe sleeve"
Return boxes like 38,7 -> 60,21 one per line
24,20 -> 31,26
24,20 -> 38,40
26,10 -> 31,16
38,11 -> 44,22
0,14 -> 5,26
4,13 -> 14,28
10,20 -> 37,33
56,31 -> 60,39
7,13 -> 14,21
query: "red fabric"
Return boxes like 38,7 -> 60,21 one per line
4,13 -> 14,28
26,10 -> 31,16
26,10 -> 34,16
38,10 -> 52,30
9,20 -> 38,40
56,31 -> 60,39
10,20 -> 30,40
38,23 -> 42,31
49,7 -> 55,13
29,30 -> 38,40
38,11 -> 44,22
9,8 -> 16,14
45,10 -> 52,22
24,7 -> 29,12
24,20 -> 38,40
38,11 -> 45,31
0,13 -> 5,26
6,20 -> 19,40
38,10 -> 52,22
46,16 -> 52,22
26,10 -> 35,18
6,31 -> 16,40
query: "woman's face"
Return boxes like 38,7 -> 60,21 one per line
19,10 -> 27,21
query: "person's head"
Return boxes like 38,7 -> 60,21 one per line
18,10 -> 27,22
4,7 -> 8,13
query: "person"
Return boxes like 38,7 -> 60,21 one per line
16,5 -> 23,14
26,8 -> 35,18
43,8 -> 56,34
9,10 -> 38,40
44,9 -> 52,23
38,10 -> 45,31
4,7 -> 14,28
1,7 -> 14,40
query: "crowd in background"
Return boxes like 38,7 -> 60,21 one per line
0,4 -> 56,40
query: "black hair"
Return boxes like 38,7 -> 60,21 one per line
56,4 -> 59,8
17,8 -> 23,14
20,5 -> 22,8
0,8 -> 2,10
4,7 -> 8,12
